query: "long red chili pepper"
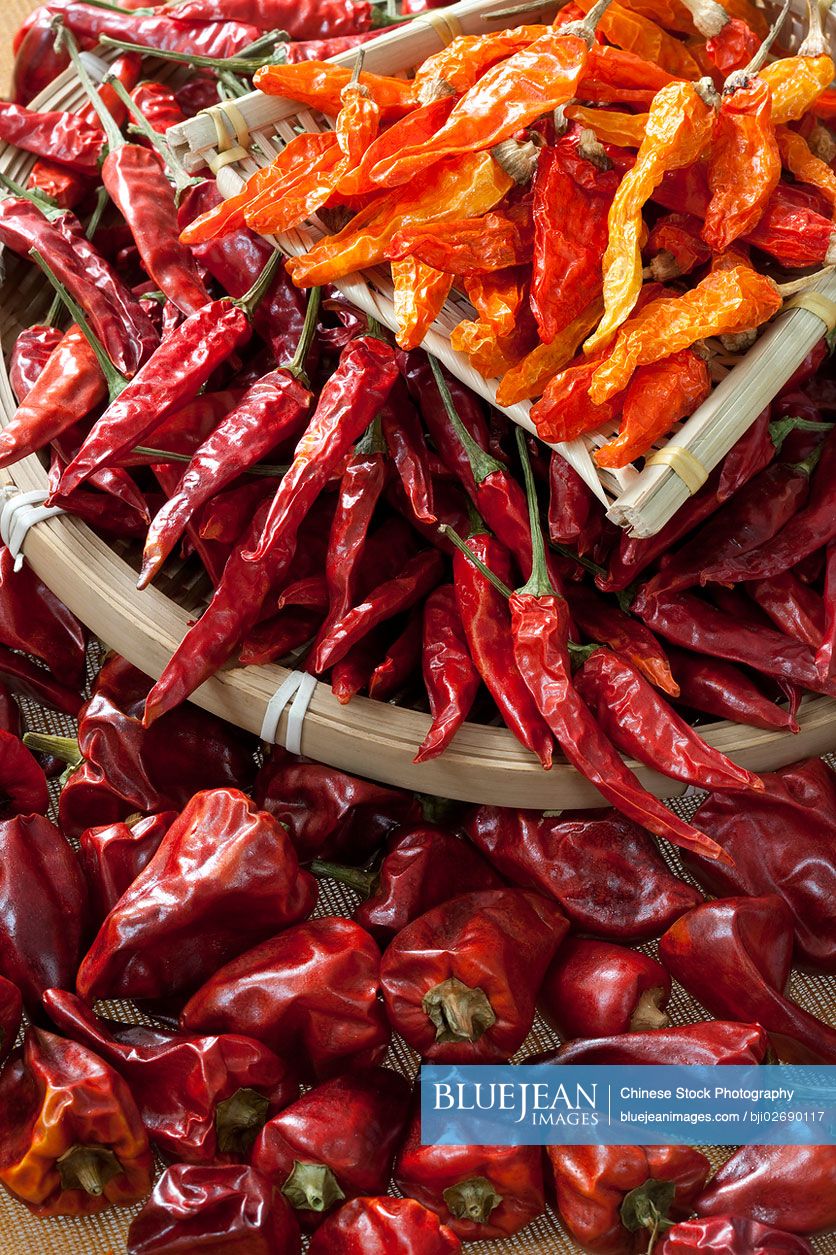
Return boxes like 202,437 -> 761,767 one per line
566,583 -> 679,696
130,81 -> 186,135
380,382 -> 435,525
0,101 -> 103,173
168,0 -> 375,38
44,2 -> 264,59
748,571 -> 825,650
666,647 -> 799,733
369,613 -> 423,702
414,584 -> 480,763
8,325 -> 63,403
816,540 -> 836,679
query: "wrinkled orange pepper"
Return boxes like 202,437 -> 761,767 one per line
703,76 -> 781,251
254,62 -> 416,119
594,347 -> 711,467
412,26 -> 547,103
387,210 -> 531,275
496,299 -> 603,406
777,123 -> 836,212
391,257 -> 452,350
574,0 -> 702,77
565,104 -> 648,146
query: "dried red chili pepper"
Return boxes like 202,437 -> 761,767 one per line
380,888 -> 568,1062
659,1216 -> 814,1254
0,976 -> 22,1065
43,988 -> 298,1162
170,0 -> 373,39
252,1067 -> 411,1229
308,1195 -> 462,1254
286,29 -> 391,62
77,812 -> 176,925
12,7 -> 72,104
0,544 -> 85,683
549,452 -> 605,554
396,1122 -> 545,1240
0,645 -> 82,717
542,1020 -> 770,1065
368,614 -> 423,702
816,540 -> 836,678
667,647 -> 799,732
128,1163 -> 301,1254
0,100 -> 103,173
680,758 -> 836,973
539,938 -> 671,1039
694,1146 -> 836,1236
659,894 -> 836,1063
130,80 -> 185,135
9,324 -> 63,402
0,730 -> 49,819
398,351 -> 490,495
76,788 -> 317,1002
567,584 -> 679,695
645,211 -> 711,279
312,825 -> 503,945
0,1026 -> 153,1217
45,2 -> 263,59
254,747 -> 419,863
380,381 -> 435,524
465,806 -> 700,939
414,585 -> 480,762
747,570 -> 825,649
180,917 -> 389,1081
549,1145 -> 711,1254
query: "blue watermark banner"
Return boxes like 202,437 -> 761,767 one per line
421,1065 -> 836,1146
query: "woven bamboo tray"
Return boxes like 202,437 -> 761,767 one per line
0,11 -> 835,808
167,0 -> 836,538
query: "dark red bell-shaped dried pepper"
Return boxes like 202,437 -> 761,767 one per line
77,812 -> 177,924
180,917 -> 390,1081
694,1147 -> 836,1236
395,1117 -> 545,1240
575,649 -> 764,792
549,1145 -> 711,1255
0,976 -> 22,1065
667,647 -> 799,733
465,806 -> 701,940
379,888 -> 569,1062
541,1020 -> 770,1066
0,814 -> 88,1019
313,824 -> 503,944
658,1215 -> 814,1254
254,747 -> 419,863
0,544 -> 86,686
0,1026 -> 153,1217
252,1067 -> 411,1230
127,1163 -> 301,1254
414,584 -> 480,762
681,758 -> 836,972
0,730 -> 49,819
659,895 -> 836,1063
43,988 -> 298,1163
308,1195 -> 461,1253
76,788 -> 317,1002
9,324 -> 63,402
539,938 -> 671,1039
567,584 -> 679,696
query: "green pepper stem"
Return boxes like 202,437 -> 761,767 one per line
355,414 -> 386,456
514,425 -> 556,597
440,524 -> 512,598
770,415 -> 832,453
309,859 -> 376,897
28,249 -> 128,403
22,731 -> 82,766
132,446 -> 289,476
550,540 -> 607,579
793,442 -> 825,476
428,354 -> 503,486
232,249 -> 283,319
54,21 -> 125,153
77,0 -> 155,12
98,32 -> 286,74
0,171 -> 63,222
218,70 -> 249,99
286,286 -> 322,384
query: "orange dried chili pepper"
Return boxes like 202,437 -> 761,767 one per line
585,77 -> 717,352
590,262 -> 782,402
254,62 -> 416,118
337,96 -> 456,200
387,210 -> 531,275
285,152 -> 514,286
645,211 -> 712,278
453,267 -> 536,378
574,0 -> 702,78
411,26 -> 547,104
593,348 -> 711,467
465,267 -> 526,340
776,124 -> 836,212
760,0 -> 834,125
703,77 -> 780,250
565,104 -> 648,146
391,257 -> 452,350
496,299 -> 602,406
367,0 -> 613,190
618,0 -> 697,36
580,43 -> 679,102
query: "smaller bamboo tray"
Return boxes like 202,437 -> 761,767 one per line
167,0 -> 836,538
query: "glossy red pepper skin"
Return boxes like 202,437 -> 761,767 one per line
747,571 -> 826,650
380,888 -> 568,1062
76,788 -> 317,1002
568,584 -> 679,696
465,806 -> 701,940
0,644 -> 82,716
0,727 -> 49,818
540,1020 -> 770,1066
13,8 -> 72,104
660,895 -> 836,1064
0,814 -> 88,1019
130,81 -> 186,135
539,938 -> 671,1039
44,2 -> 262,58
180,917 -> 390,1081
128,1163 -> 301,1254
658,1215 -> 813,1253
681,758 -> 836,973
368,613 -> 423,701
77,812 -> 177,924
0,101 -> 104,173
254,748 -> 419,863
308,1195 -> 462,1253
549,1145 -> 711,1255
0,544 -> 86,686
396,1118 -> 545,1240
666,647 -> 799,733
0,1026 -> 153,1217
169,0 -> 372,38
415,584 -> 480,761
695,1147 -> 836,1236
252,1067 -> 411,1230
575,650 -> 763,793
43,989 -> 298,1163
9,325 -> 63,402
0,975 -> 22,1065
381,382 -> 436,525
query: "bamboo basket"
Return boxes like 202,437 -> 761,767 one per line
166,0 -> 836,537
0,13 -> 835,809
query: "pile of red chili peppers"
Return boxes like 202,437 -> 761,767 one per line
0,0 -> 834,1247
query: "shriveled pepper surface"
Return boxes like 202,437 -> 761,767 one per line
0,640 -> 833,1255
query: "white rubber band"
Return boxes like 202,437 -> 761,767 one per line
260,670 -> 317,753
0,488 -> 65,572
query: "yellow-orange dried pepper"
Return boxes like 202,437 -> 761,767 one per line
495,299 -> 603,406
565,104 -> 648,146
391,257 -> 453,350
761,0 -> 834,124
387,209 -> 531,275
574,0 -> 702,78
776,124 -> 836,211
593,348 -> 711,467
254,62 -> 416,118
411,27 -> 547,103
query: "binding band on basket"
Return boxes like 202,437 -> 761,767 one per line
785,290 -> 836,334
260,669 -> 317,752
0,488 -> 65,571
416,8 -> 464,44
204,102 -> 252,174
645,445 -> 708,496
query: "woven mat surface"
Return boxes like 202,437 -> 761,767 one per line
0,644 -> 833,1253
